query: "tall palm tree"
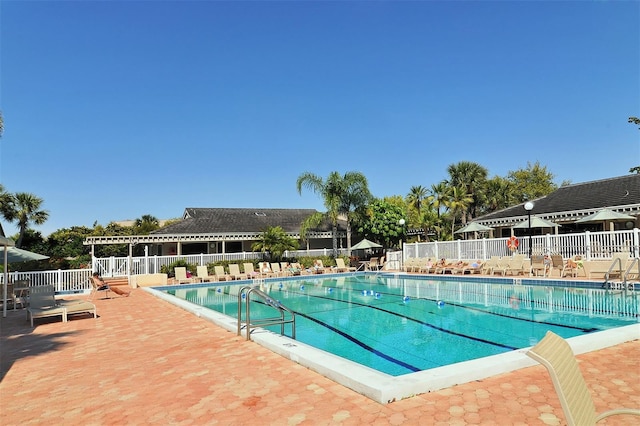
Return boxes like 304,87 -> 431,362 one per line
134,214 -> 160,234
406,185 -> 430,242
446,161 -> 488,223
406,185 -> 428,215
428,181 -> 448,239
442,185 -> 473,238
296,171 -> 371,257
0,184 -> 11,238
2,192 -> 49,248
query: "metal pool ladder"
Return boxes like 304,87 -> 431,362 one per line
237,285 -> 296,341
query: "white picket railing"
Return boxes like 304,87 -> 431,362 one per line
3,229 -> 638,294
402,229 -> 640,262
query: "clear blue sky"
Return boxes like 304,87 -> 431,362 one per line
1,1 -> 638,237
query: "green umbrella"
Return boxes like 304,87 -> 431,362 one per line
576,208 -> 635,231
454,222 -> 493,234
513,216 -> 560,229
350,238 -> 382,250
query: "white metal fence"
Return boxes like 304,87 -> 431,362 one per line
3,229 -> 638,293
402,229 -> 640,262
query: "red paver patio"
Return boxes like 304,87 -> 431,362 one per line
1,288 -> 639,425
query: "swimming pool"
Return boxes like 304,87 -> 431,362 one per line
149,273 -> 639,403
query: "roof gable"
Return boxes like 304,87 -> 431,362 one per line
152,208 -> 342,235
477,174 -> 640,224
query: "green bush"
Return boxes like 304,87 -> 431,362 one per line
161,259 -> 197,277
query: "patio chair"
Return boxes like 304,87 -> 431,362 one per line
335,258 -> 356,272
365,257 -> 379,271
270,263 -> 285,277
461,261 -> 483,274
243,263 -> 259,278
174,267 -> 196,284
90,275 -> 111,300
481,256 -> 501,275
530,255 -> 548,277
526,331 -> 640,425
258,262 -> 275,277
196,265 -> 216,282
26,285 -> 67,327
214,265 -> 231,281
549,255 -> 570,277
229,264 -> 247,280
312,260 -> 325,274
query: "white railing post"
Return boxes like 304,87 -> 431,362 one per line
57,269 -> 62,292
434,241 -> 439,260
482,238 -> 488,260
545,234 -> 552,255
585,231 -> 592,261
456,240 -> 462,260
633,228 -> 640,259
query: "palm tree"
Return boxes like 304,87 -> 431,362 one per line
0,184 -> 12,237
296,171 -> 371,257
428,181 -> 448,239
446,161 -> 488,223
406,186 -> 430,241
442,185 -> 473,238
134,214 -> 160,234
251,226 -> 298,261
2,192 -> 49,248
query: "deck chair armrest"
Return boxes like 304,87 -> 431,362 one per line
595,409 -> 640,422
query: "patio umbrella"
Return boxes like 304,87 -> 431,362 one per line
2,246 -> 49,318
575,208 -> 635,231
350,238 -> 382,250
454,222 -> 493,234
513,216 -> 561,229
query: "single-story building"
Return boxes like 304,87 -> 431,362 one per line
85,208 -> 346,256
473,174 -> 640,238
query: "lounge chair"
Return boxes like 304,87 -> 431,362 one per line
402,258 -> 418,273
335,258 -> 356,272
530,255 -> 548,277
89,275 -> 112,300
281,262 -> 301,276
243,263 -> 259,278
481,256 -> 501,275
26,285 -> 67,327
549,255 -> 570,277
526,331 -> 640,425
228,264 -> 247,280
495,254 -> 526,276
461,261 -> 483,274
214,265 -> 231,281
419,259 -> 436,274
312,260 -> 325,274
365,257 -> 379,271
174,267 -> 196,284
258,262 -> 275,277
196,265 -> 216,282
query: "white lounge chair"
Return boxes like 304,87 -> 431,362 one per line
527,331 -> 640,425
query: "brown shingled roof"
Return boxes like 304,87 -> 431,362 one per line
476,174 -> 640,223
151,208 -> 344,235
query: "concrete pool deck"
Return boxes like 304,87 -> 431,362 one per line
1,287 -> 639,425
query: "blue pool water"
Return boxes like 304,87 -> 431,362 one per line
165,274 -> 638,376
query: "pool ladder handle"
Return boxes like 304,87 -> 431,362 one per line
603,257 -> 639,291
237,285 -> 296,341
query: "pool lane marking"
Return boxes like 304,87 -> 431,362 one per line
294,311 -> 422,373
279,286 -> 596,333
267,291 -> 519,350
